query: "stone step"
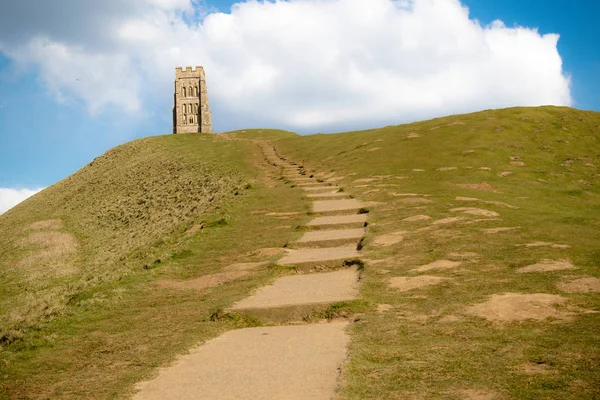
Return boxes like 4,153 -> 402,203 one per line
306,214 -> 368,229
133,323 -> 349,400
292,228 -> 365,249
312,199 -> 363,214
278,246 -> 360,269
228,267 -> 360,322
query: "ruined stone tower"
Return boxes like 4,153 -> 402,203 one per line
173,66 -> 212,134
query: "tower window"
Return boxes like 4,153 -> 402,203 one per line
182,87 -> 186,97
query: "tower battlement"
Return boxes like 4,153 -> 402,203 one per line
172,66 -> 212,134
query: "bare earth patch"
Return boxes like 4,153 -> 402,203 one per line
432,217 -> 466,225
366,147 -> 381,152
451,207 -> 500,217
437,167 -> 458,171
467,293 -> 572,323
557,276 -> 600,293
402,215 -> 431,222
372,231 -> 407,247
482,227 -> 520,234
455,182 -> 502,193
497,171 -> 512,177
522,362 -> 553,374
412,259 -> 462,272
377,304 -> 393,313
516,242 -> 571,249
407,132 -> 421,138
517,260 -> 576,273
389,275 -> 450,291
353,178 -> 378,183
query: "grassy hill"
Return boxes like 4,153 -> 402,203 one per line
1,106 -> 599,399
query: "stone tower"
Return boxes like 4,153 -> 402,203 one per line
173,66 -> 212,134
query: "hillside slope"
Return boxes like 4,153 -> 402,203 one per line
0,133 -> 308,398
1,106 -> 599,399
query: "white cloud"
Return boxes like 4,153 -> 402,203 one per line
0,0 -> 572,132
0,188 -> 44,214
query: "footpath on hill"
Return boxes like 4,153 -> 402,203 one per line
133,144 -> 368,399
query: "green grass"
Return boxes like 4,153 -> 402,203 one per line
266,106 -> 600,399
1,106 -> 599,399
0,133 -> 309,398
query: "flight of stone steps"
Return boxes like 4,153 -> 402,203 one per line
133,144 -> 368,400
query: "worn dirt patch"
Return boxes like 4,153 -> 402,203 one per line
455,182 -> 502,193
467,293 -> 571,323
377,304 -> 393,313
186,224 -> 204,234
522,362 -> 553,374
413,168 -> 425,172
157,271 -> 249,291
447,121 -> 465,126
479,167 -> 491,171
517,260 -> 576,273
437,167 -> 458,171
497,171 -> 512,177
516,242 -> 571,249
366,147 -> 381,152
402,215 -> 431,222
389,275 -> 450,291
412,259 -> 462,272
481,227 -> 520,234
407,132 -> 421,138
432,217 -> 466,225
18,224 -> 79,278
557,276 -> 600,293
372,231 -> 407,247
451,207 -> 500,217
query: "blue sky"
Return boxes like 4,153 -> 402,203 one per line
0,0 -> 598,213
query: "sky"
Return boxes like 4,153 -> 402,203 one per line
0,0 -> 599,214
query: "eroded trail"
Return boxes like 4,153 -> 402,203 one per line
133,143 -> 368,399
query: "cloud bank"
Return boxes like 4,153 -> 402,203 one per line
0,188 -> 44,214
0,0 -> 572,132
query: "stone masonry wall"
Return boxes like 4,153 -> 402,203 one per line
173,66 -> 212,134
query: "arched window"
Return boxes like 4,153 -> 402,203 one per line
194,104 -> 198,114
182,87 -> 186,97
189,116 -> 194,124
182,104 -> 186,114
189,87 -> 193,98
194,86 -> 198,96
182,114 -> 186,124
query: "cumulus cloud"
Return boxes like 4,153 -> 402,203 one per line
0,188 -> 44,214
0,0 -> 572,132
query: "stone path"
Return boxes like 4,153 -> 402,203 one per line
133,144 -> 368,399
